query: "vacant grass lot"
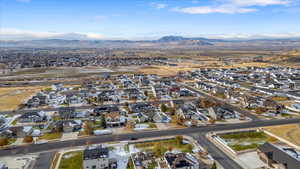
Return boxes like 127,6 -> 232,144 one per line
139,66 -> 194,76
0,86 -> 45,111
264,124 -> 300,147
38,132 -> 62,140
223,62 -> 274,68
134,137 -> 193,156
139,62 -> 204,76
220,131 -> 277,152
270,96 -> 290,102
59,151 -> 83,169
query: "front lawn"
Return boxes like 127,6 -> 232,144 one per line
148,123 -> 157,128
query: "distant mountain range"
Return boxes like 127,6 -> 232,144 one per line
1,35 -> 300,49
157,35 -> 225,43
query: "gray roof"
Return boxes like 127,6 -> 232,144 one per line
84,146 -> 109,160
258,142 -> 300,169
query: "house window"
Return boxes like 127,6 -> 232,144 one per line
92,165 -> 96,169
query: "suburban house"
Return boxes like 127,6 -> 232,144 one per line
178,89 -> 195,97
136,111 -> 168,123
170,100 -> 185,109
178,103 -> 209,122
122,88 -> 145,100
152,112 -> 172,123
242,95 -> 265,109
26,95 -> 48,107
257,142 -> 300,169
22,126 -> 33,137
130,103 -> 160,122
121,79 -> 136,88
105,112 -> 126,127
97,90 -> 119,102
154,86 -> 169,98
159,78 -> 174,86
83,145 -> 117,169
225,90 -> 243,104
263,99 -> 283,111
82,81 -> 96,90
61,120 -> 82,133
65,94 -> 84,105
58,107 -> 76,120
92,105 -> 120,117
131,152 -> 156,169
19,111 -> 47,123
52,83 -> 64,91
164,152 -> 204,169
48,93 -> 66,106
138,77 -> 152,87
210,107 -> 237,120
130,103 -> 157,114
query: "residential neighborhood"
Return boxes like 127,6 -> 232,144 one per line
0,67 -> 300,169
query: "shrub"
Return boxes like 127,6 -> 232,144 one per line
0,138 -> 9,146
23,135 -> 33,143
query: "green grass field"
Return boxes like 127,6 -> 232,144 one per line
220,131 -> 277,152
134,137 -> 193,156
59,151 -> 83,169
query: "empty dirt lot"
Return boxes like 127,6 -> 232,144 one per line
0,86 -> 45,111
264,124 -> 300,147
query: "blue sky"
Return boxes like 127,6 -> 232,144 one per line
1,0 -> 300,40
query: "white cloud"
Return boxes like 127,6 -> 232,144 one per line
0,28 -> 104,40
230,0 -> 290,6
174,0 -> 292,14
174,5 -> 257,14
150,2 -> 168,9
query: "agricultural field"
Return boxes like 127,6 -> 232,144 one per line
264,124 -> 300,147
0,86 -> 46,111
219,131 -> 277,152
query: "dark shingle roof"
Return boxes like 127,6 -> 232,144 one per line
83,146 -> 109,160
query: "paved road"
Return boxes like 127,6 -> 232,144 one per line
195,134 -> 243,169
1,118 -> 299,157
0,79 -> 83,88
33,152 -> 56,169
